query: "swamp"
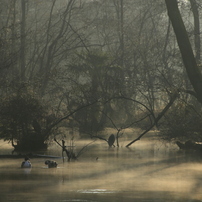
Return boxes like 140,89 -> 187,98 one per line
0,130 -> 202,202
1,1 -> 202,201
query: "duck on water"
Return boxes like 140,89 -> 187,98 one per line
45,160 -> 57,168
21,157 -> 32,168
21,157 -> 58,168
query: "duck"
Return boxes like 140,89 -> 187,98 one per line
21,157 -> 32,168
45,160 -> 57,168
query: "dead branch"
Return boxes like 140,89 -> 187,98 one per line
54,138 -> 74,162
44,100 -> 98,138
126,91 -> 179,147
76,139 -> 97,158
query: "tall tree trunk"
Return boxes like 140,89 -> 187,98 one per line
165,0 -> 202,104
113,0 -> 124,67
190,0 -> 201,64
20,0 -> 26,81
120,0 -> 124,67
11,0 -> 17,78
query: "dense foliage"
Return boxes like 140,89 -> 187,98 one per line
0,89 -> 49,151
160,100 -> 202,142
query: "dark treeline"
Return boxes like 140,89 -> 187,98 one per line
0,0 -> 202,151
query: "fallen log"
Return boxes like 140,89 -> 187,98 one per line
0,154 -> 61,159
176,140 -> 202,152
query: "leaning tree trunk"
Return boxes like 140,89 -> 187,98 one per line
165,0 -> 202,104
190,0 -> 201,64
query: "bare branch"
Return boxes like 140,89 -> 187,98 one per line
126,91 -> 179,147
44,100 -> 99,138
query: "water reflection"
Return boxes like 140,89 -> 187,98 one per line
0,138 -> 202,201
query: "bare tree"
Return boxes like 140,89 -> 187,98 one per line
165,0 -> 202,104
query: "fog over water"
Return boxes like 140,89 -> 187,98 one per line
0,134 -> 202,202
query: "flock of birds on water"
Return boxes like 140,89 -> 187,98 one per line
21,157 -> 57,168
20,134 -> 115,169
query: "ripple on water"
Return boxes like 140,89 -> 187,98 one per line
60,200 -> 96,202
77,189 -> 117,194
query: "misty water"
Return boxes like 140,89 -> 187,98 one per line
0,131 -> 202,202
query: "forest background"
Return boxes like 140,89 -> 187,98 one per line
0,0 -> 201,151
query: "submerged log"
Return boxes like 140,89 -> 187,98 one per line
176,140 -> 202,152
0,154 -> 60,159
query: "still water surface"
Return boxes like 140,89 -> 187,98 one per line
0,135 -> 202,202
